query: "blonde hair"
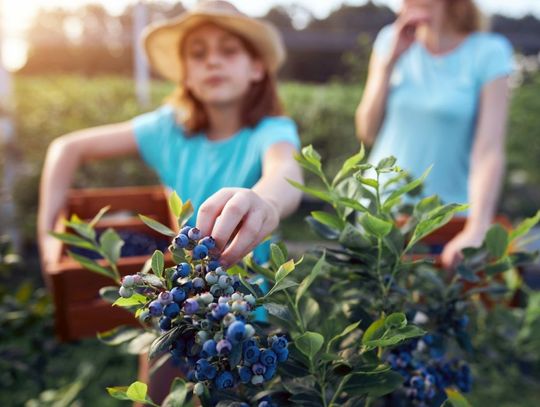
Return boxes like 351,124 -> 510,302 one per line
445,0 -> 486,33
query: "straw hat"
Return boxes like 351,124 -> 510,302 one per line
141,0 -> 286,83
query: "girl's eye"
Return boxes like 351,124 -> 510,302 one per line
188,48 -> 206,60
221,44 -> 240,56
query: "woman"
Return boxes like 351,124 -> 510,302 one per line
356,0 -> 513,269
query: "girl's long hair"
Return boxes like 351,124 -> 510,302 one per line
167,28 -> 283,135
445,0 -> 485,33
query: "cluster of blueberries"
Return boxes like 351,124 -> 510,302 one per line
386,335 -> 472,406
118,226 -> 287,405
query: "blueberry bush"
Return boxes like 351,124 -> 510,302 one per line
54,147 -> 540,406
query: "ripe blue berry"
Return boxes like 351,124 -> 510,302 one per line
200,236 -> 216,249
263,365 -> 276,381
183,298 -> 199,315
215,371 -> 234,390
164,302 -> 180,318
260,349 -> 277,367
208,260 -> 220,271
243,345 -> 260,364
159,316 -> 172,330
276,348 -> 289,362
158,291 -> 173,305
202,339 -> 217,357
252,363 -> 266,375
212,303 -> 230,320
174,233 -> 189,248
271,336 -> 288,352
188,227 -> 201,241
180,225 -> 191,236
192,277 -> 205,289
239,366 -> 252,383
226,320 -> 246,343
149,300 -> 163,317
170,287 -> 187,303
176,263 -> 191,278
193,244 -> 209,259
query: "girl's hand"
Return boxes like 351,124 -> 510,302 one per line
386,9 -> 430,68
441,227 -> 486,270
196,188 -> 280,267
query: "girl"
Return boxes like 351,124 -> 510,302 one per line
37,0 -> 303,271
356,0 -> 513,269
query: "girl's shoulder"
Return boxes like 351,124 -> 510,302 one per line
467,31 -> 513,56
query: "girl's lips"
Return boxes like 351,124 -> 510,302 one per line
204,76 -> 227,86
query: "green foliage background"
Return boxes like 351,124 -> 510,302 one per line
5,73 -> 539,243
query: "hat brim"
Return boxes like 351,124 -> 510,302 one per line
142,12 -> 286,83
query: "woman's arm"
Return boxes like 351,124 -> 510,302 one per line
196,142 -> 303,266
441,76 -> 510,269
37,121 -> 138,268
356,10 -> 430,146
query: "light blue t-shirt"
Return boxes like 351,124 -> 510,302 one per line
132,104 -> 301,263
367,26 -> 514,208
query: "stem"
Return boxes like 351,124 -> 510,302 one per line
329,375 -> 350,406
285,290 -> 305,333
376,238 -> 386,298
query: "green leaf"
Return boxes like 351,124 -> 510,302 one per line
364,325 -> 426,348
99,286 -> 121,303
355,175 -> 379,189
444,388 -> 472,407
49,232 -> 95,250
362,318 -> 386,344
65,216 -> 96,241
67,251 -> 117,281
265,278 -> 298,298
89,205 -> 111,228
339,223 -> 372,250
139,214 -> 176,237
151,250 -> 165,278
361,213 -> 393,238
337,197 -> 369,213
343,370 -> 403,397
287,179 -> 335,205
126,381 -> 150,403
376,156 -> 397,171
275,259 -> 296,282
178,201 -> 194,228
333,145 -> 365,186
509,210 -> 540,241
383,166 -> 431,211
295,331 -> 324,359
107,386 -> 131,401
327,320 -> 361,351
295,253 -> 327,306
385,313 -> 407,329
113,292 -> 147,307
149,326 -> 183,360
164,378 -> 188,407
311,211 -> 345,230
100,228 -> 124,265
263,302 -> 292,324
485,224 -> 509,259
270,243 -> 286,269
168,191 -> 182,218
243,253 -> 275,281
98,326 -> 142,346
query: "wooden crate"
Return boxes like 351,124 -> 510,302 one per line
42,185 -> 177,342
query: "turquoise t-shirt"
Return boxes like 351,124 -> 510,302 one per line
367,26 -> 514,209
132,104 -> 301,263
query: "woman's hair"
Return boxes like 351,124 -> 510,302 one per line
445,0 -> 485,33
167,28 -> 283,135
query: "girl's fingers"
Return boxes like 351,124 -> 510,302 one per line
220,209 -> 266,266
210,192 -> 252,251
196,188 -> 237,237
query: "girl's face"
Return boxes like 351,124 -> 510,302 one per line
183,24 -> 264,107
401,0 -> 444,24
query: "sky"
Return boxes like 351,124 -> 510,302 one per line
1,0 -> 540,70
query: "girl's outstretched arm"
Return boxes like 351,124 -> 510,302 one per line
196,142 -> 303,266
37,122 -> 138,269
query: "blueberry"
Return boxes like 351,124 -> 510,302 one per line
174,233 -> 189,248
192,277 -> 205,289
252,363 -> 266,375
251,374 -> 264,385
149,300 -> 163,317
119,286 -> 133,298
138,309 -> 150,323
216,339 -> 232,355
158,291 -> 173,305
200,236 -> 216,250
239,366 -> 252,383
271,336 -> 288,352
218,274 -> 232,288
263,365 -> 276,381
243,345 -> 260,364
180,225 -> 191,236
202,339 -> 217,357
194,382 -> 205,396
183,298 -> 199,315
260,349 -> 277,367
121,275 -> 135,288
176,263 -> 191,278
208,260 -> 220,271
159,316 -> 172,330
164,302 -> 180,318
170,287 -> 187,303
188,227 -> 201,241
215,370 -> 234,390
226,320 -> 246,343
205,272 -> 218,285
193,244 -> 209,260
212,303 -> 230,320
276,348 -> 289,362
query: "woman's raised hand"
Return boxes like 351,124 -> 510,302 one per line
387,8 -> 430,67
